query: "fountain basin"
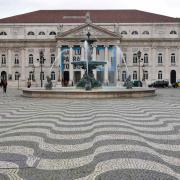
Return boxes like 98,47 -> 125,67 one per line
22,87 -> 156,99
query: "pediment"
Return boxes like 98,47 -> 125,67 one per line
56,23 -> 121,40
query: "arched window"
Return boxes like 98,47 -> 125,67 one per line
1,54 -> 6,64
144,53 -> 148,64
158,71 -> 162,80
133,53 -> 137,63
40,72 -> 44,80
122,71 -> 126,82
49,31 -> 56,35
121,31 -> 127,35
14,54 -> 19,64
158,53 -> 163,64
133,71 -> 137,80
29,54 -> 33,64
39,31 -> 45,35
27,31 -> 35,35
29,71 -> 33,80
132,31 -> 138,35
142,31 -> 149,35
51,54 -> 55,64
0,31 -> 7,35
171,53 -> 176,64
15,72 -> 20,80
122,53 -> 127,63
51,71 -> 55,80
143,71 -> 148,80
170,30 -> 177,35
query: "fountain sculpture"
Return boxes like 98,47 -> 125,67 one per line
71,32 -> 106,90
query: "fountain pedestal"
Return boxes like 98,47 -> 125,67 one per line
56,81 -> 62,88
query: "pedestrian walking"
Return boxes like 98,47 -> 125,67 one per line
2,79 -> 7,94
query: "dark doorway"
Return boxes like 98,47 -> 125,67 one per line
63,71 -> 69,86
74,71 -> 81,84
170,70 -> 176,84
1,71 -> 7,80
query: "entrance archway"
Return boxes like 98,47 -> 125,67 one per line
1,71 -> 7,80
170,70 -> 176,84
63,71 -> 69,86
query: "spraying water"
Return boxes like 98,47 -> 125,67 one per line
49,49 -> 67,72
116,46 -> 129,77
84,40 -> 89,76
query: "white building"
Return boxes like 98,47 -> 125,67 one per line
0,10 -> 179,87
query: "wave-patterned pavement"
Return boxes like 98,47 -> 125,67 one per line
0,88 -> 180,180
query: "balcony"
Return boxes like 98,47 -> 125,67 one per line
171,63 -> 176,66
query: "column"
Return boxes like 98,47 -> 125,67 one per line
21,48 -> 26,81
69,45 -> 73,85
148,48 -> 152,82
7,49 -> 12,79
81,46 -> 84,60
164,47 -> 169,80
92,45 -> 96,61
151,47 -> 156,81
92,45 -> 97,79
104,45 -> 109,84
56,46 -> 62,85
116,46 -> 120,82
81,46 -> 85,78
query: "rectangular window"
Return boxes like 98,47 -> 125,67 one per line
2,55 -> 6,64
133,54 -> 137,63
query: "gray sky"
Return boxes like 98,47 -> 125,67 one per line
0,0 -> 180,19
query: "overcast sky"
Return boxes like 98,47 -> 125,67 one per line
0,0 -> 180,19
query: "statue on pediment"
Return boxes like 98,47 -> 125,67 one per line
57,24 -> 63,35
85,12 -> 92,23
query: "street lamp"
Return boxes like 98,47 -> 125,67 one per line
17,73 -> 21,90
32,64 -> 35,81
137,50 -> 143,87
142,64 -> 145,81
58,64 -> 61,82
37,51 -> 46,87
117,64 -> 120,81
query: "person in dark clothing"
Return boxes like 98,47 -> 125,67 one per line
0,79 -> 2,88
2,80 -> 7,93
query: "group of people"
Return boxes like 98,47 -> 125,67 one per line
0,79 -> 7,93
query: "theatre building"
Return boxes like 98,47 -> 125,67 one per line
0,10 -> 179,87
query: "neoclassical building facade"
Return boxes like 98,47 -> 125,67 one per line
0,10 -> 179,87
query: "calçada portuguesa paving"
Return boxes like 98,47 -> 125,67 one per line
0,88 -> 180,180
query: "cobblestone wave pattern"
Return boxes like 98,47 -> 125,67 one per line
0,89 -> 180,180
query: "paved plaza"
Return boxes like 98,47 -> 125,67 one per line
0,88 -> 180,180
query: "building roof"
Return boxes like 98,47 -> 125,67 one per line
0,10 -> 179,24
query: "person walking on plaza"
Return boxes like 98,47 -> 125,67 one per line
2,79 -> 7,94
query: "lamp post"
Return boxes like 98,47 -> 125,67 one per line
37,51 -> 46,87
58,64 -> 61,82
17,73 -> 20,90
142,64 -> 145,81
117,64 -> 120,81
137,50 -> 143,87
32,64 -> 35,81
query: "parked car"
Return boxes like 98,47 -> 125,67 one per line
148,80 -> 169,88
172,80 -> 180,88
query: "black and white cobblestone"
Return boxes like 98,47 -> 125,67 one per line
0,88 -> 179,180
